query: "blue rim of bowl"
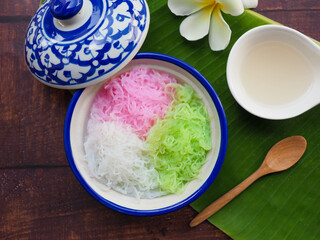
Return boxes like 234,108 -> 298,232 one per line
64,52 -> 228,216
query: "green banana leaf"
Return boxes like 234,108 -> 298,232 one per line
142,1 -> 320,240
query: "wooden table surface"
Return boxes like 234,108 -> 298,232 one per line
1,0 -> 319,239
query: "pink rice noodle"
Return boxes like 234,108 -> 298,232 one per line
90,65 -> 177,138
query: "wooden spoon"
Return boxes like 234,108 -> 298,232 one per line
190,136 -> 307,227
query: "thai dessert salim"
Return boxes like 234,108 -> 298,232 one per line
84,65 -> 212,199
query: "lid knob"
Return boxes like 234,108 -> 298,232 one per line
49,0 -> 83,20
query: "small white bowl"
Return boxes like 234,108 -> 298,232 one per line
227,25 -> 320,120
64,53 -> 228,216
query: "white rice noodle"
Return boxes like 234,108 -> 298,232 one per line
84,119 -> 165,199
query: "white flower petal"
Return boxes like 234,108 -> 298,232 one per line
168,0 -> 212,16
241,0 -> 258,9
180,5 -> 214,41
208,6 -> 231,51
217,0 -> 244,16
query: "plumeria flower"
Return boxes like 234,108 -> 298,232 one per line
168,0 -> 258,51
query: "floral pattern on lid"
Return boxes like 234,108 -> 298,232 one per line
25,0 -> 149,89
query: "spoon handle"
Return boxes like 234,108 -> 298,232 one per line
190,167 -> 267,227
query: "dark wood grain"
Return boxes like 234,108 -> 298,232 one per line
1,0 -> 319,239
255,10 -> 320,40
0,168 -> 228,240
0,0 -> 38,17
0,22 -> 72,168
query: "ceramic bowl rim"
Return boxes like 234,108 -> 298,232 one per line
64,52 -> 228,216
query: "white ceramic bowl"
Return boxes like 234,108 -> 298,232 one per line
227,25 -> 320,120
64,53 -> 228,216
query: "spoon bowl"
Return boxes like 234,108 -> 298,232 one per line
190,136 -> 307,227
262,135 -> 307,172
227,25 -> 320,120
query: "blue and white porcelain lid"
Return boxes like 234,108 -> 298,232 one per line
25,0 -> 150,89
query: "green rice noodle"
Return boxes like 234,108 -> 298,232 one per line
146,84 -> 212,193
